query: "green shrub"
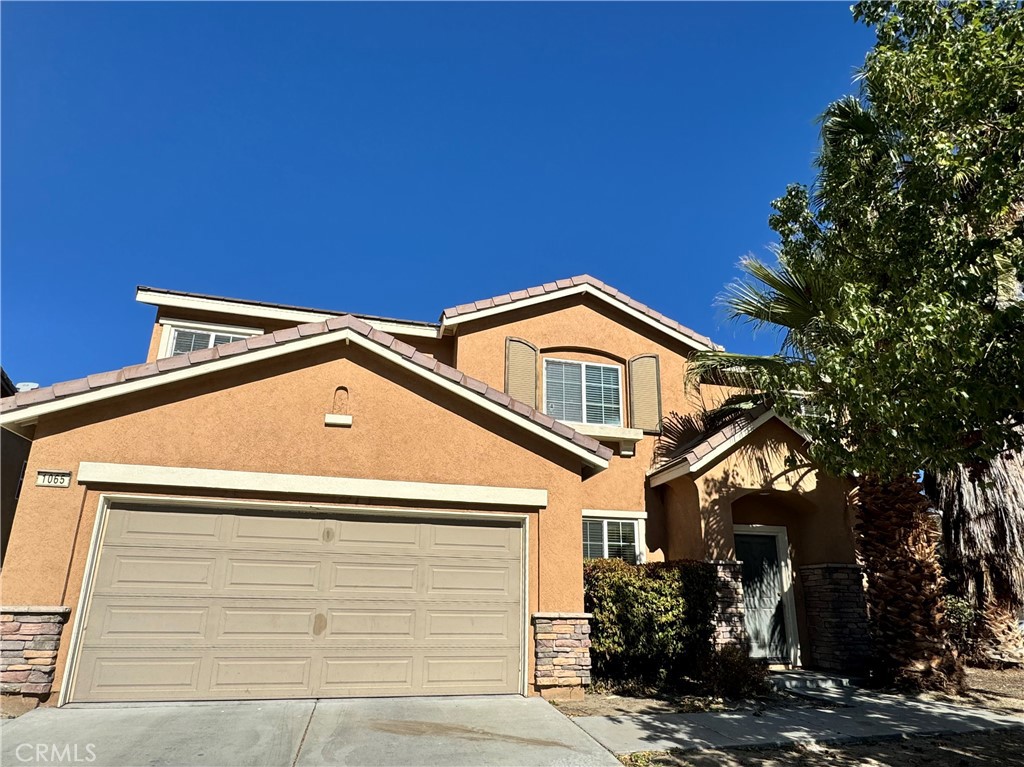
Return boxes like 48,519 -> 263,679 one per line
583,558 -> 717,689
705,644 -> 773,699
943,595 -> 978,656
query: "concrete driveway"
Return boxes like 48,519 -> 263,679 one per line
0,695 -> 620,767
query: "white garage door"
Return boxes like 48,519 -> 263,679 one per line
71,505 -> 523,702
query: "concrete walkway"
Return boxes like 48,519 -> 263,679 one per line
571,688 -> 1024,755
0,696 -> 621,767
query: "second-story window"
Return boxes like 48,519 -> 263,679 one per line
543,359 -> 622,426
157,320 -> 263,358
171,328 -> 249,356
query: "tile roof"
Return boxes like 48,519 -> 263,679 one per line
137,286 -> 440,328
652,403 -> 773,476
0,315 -> 612,464
440,275 -> 722,351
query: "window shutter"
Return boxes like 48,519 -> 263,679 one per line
628,354 -> 662,432
505,338 -> 538,408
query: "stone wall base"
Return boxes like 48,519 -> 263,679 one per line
708,561 -> 747,649
799,564 -> 870,674
1,606 -> 71,699
532,612 -> 591,697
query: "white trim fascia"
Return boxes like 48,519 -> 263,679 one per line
647,410 -> 779,487
442,284 -> 715,352
137,289 -> 440,339
76,462 -> 549,508
1,328 -> 608,470
582,508 -> 647,519
733,523 -> 801,667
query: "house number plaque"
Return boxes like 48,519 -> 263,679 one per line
36,470 -> 72,488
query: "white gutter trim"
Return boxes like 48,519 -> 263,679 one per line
647,410 -> 780,487
1,328 -> 608,470
441,285 -> 715,352
76,462 -> 549,508
136,289 -> 440,339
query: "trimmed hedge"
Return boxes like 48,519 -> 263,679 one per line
583,558 -> 718,688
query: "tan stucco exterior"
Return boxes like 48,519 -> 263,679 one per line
2,342 -> 588,697
1,280 -> 863,699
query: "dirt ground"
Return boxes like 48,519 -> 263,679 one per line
616,668 -> 1024,767
619,729 -> 1024,767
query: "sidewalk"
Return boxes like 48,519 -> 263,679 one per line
570,688 -> 1024,755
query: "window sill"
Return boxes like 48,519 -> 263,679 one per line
563,422 -> 644,456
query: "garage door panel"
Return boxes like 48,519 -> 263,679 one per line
425,610 -> 511,639
209,656 -> 312,692
230,515 -> 330,547
102,552 -> 218,591
79,654 -> 204,696
320,655 -> 415,692
428,564 -> 512,595
225,558 -> 322,591
73,507 -> 523,702
111,509 -> 224,544
422,654 -> 512,689
429,524 -> 517,554
330,561 -> 418,593
337,518 -> 420,547
218,606 -> 318,638
327,608 -> 415,638
89,602 -> 211,640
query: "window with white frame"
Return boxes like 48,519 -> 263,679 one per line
544,359 -> 622,426
582,518 -> 638,563
158,320 -> 262,359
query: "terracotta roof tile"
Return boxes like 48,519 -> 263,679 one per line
156,355 -> 193,373
440,275 -> 721,350
51,378 -> 91,398
1,315 -> 609,464
86,370 -> 124,388
124,362 -> 162,381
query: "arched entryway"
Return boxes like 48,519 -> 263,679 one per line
730,491 -> 813,666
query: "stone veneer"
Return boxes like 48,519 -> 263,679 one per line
532,612 -> 592,700
799,564 -> 871,673
1,606 -> 71,702
709,561 -> 747,649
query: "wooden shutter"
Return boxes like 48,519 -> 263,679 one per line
628,354 -> 662,432
505,338 -> 538,408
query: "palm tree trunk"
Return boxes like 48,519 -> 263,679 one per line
856,474 -> 964,691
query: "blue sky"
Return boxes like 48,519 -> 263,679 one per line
1,3 -> 874,387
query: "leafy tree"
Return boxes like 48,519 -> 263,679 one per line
693,0 -> 1024,479
688,1 -> 1024,689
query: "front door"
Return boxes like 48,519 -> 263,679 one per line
734,532 -> 789,662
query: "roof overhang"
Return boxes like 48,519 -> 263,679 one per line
440,283 -> 716,352
1,325 -> 610,471
136,288 -> 439,339
647,410 -> 802,486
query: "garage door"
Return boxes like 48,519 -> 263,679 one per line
71,506 -> 523,702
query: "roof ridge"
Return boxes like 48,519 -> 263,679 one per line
439,275 -> 722,350
0,315 -> 612,463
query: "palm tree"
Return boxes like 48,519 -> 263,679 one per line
688,256 -> 963,691
925,442 -> 1024,666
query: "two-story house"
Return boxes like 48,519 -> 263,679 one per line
0,276 -> 868,707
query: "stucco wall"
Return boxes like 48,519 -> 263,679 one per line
450,296 -> 729,561
1,342 -> 587,696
